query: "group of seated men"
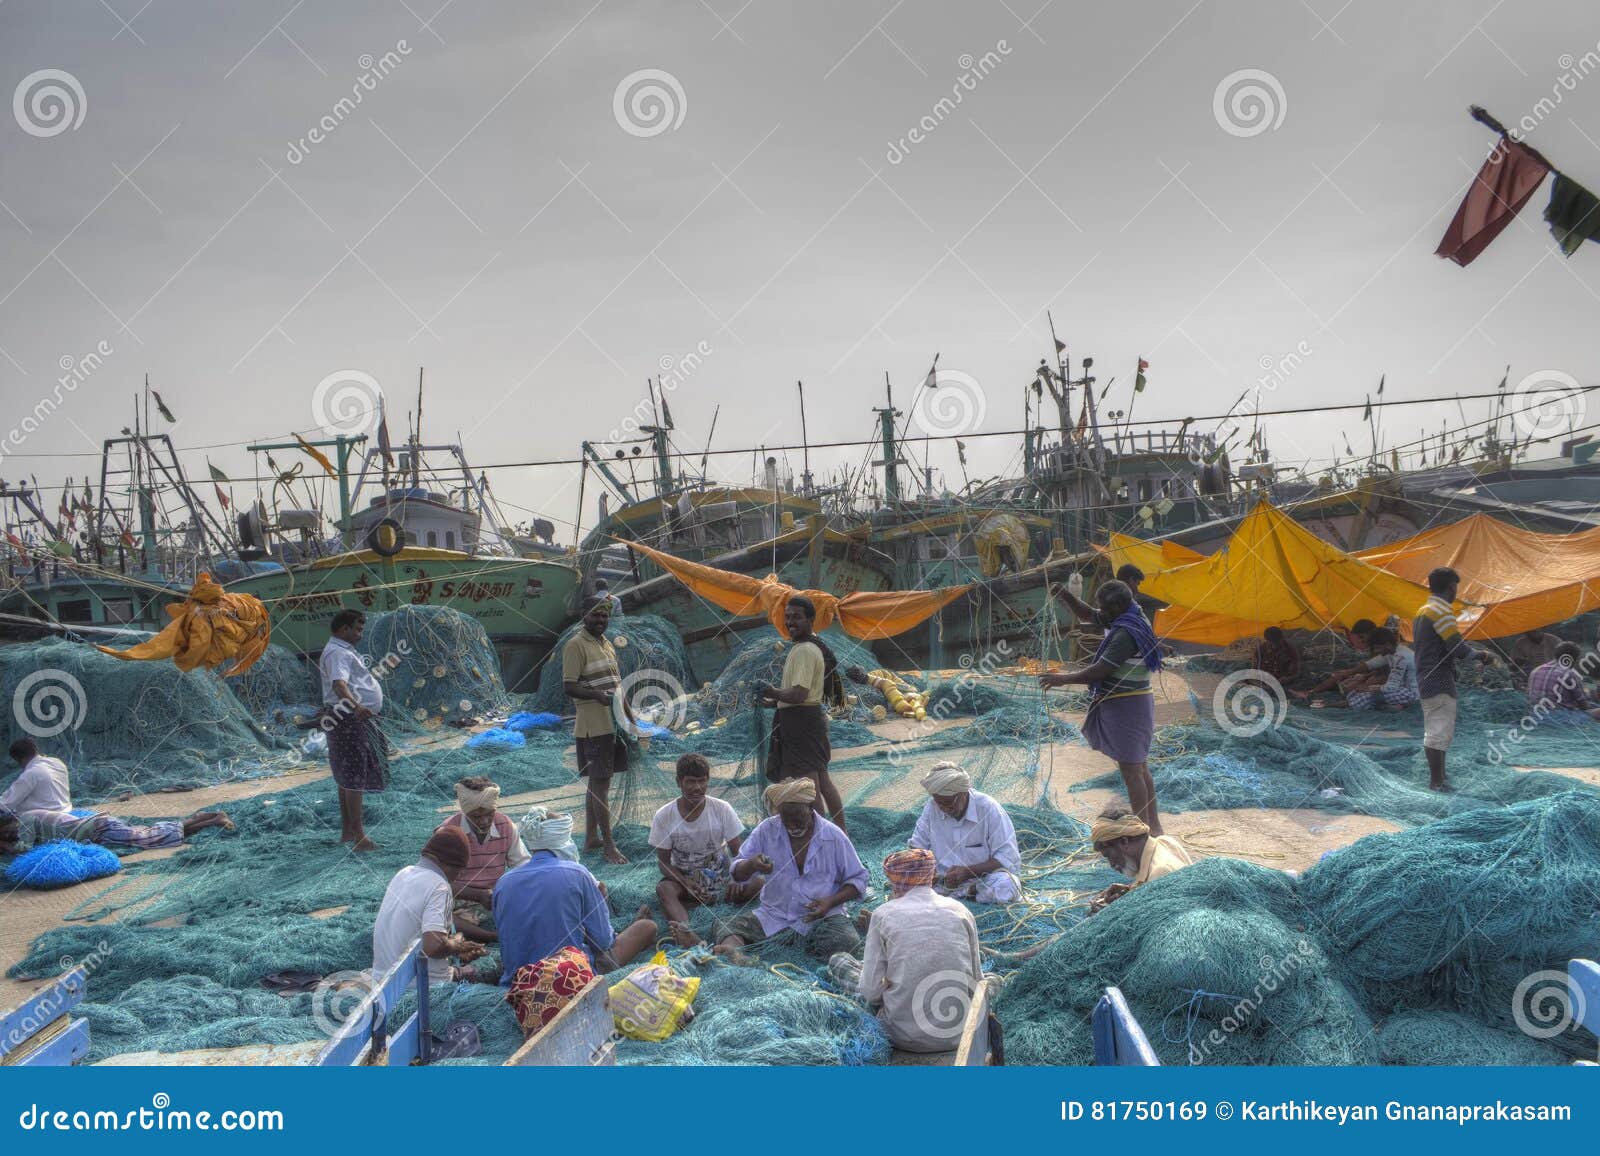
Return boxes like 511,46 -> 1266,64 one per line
369,751 -> 1192,1053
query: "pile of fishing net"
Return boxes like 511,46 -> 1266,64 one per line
226,644 -> 320,739
0,638 -> 296,800
527,611 -> 695,717
997,791 -> 1600,1066
360,605 -> 515,733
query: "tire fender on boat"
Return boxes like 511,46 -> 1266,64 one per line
367,518 -> 405,557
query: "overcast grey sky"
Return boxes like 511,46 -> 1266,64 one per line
2,0 -> 1599,538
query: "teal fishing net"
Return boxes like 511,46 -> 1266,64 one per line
359,605 -> 516,733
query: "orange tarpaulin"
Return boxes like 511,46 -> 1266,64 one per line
1352,514 -> 1600,638
620,540 -> 969,639
1105,503 -> 1433,646
96,573 -> 271,676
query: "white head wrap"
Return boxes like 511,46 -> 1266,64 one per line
455,780 -> 501,813
920,761 -> 972,796
522,805 -> 578,860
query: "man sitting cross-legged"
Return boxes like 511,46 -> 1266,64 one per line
711,778 -> 867,964
649,752 -> 763,948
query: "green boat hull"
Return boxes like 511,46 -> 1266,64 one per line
228,549 -> 580,692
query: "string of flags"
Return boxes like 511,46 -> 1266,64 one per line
1437,106 -> 1600,267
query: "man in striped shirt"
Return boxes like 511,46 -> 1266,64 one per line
1413,567 -> 1490,792
563,597 -> 632,864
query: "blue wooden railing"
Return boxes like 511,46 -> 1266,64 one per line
0,967 -> 92,1066
1091,985 -> 1160,1066
315,940 -> 432,1066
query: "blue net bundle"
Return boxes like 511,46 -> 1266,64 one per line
0,638 -> 297,800
359,606 -> 514,733
4,840 -> 122,888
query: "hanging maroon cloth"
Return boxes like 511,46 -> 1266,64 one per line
1435,139 -> 1550,266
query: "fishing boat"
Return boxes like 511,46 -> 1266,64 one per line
222,417 -> 578,693
569,394 -> 898,677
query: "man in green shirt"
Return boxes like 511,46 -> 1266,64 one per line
562,598 -> 632,864
757,596 -> 845,830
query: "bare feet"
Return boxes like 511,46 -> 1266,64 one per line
604,844 -> 628,865
635,904 -> 652,923
584,838 -> 603,851
711,942 -> 753,966
215,811 -> 235,831
352,837 -> 379,852
668,920 -> 702,949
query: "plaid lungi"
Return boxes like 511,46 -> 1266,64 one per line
326,712 -> 390,792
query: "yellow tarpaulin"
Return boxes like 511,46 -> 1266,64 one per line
620,540 -> 969,639
1352,514 -> 1600,638
1102,533 -> 1206,575
96,573 -> 271,676
1121,503 -> 1432,646
974,513 -> 1030,578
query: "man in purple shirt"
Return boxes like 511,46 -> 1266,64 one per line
712,778 -> 868,963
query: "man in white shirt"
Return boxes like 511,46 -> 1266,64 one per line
649,753 -> 757,947
319,609 -> 388,852
1087,806 -> 1193,914
838,848 -> 984,1053
909,761 -> 1022,904
1,739 -> 72,818
372,827 -> 487,986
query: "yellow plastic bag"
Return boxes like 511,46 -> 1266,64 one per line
609,951 -> 700,1042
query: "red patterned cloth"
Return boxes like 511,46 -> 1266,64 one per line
505,946 -> 595,1037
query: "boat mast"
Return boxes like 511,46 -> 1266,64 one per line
797,381 -> 813,495
873,372 -> 903,504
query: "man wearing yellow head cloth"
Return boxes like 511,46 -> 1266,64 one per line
711,777 -> 868,962
910,762 -> 1021,904
1087,805 -> 1192,914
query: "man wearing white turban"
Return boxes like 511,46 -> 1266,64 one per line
909,761 -> 1022,904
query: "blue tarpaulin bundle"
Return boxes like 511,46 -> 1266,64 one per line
4,840 -> 122,889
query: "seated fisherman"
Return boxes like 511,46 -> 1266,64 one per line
650,752 -> 760,948
1343,627 -> 1420,711
1,738 -> 71,819
1511,627 -> 1561,686
909,761 -> 1022,904
435,776 -> 530,943
1086,805 -> 1192,915
372,827 -> 489,985
0,806 -> 232,855
1528,642 -> 1600,720
1291,621 -> 1389,702
712,778 -> 868,963
494,810 -> 658,986
831,848 -> 984,1053
1253,627 -> 1301,685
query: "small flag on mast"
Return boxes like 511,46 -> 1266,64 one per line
377,403 -> 395,468
1135,358 -> 1149,393
294,434 -> 336,478
208,461 -> 229,485
1054,338 -> 1066,354
151,389 -> 177,423
1362,395 -> 1372,421
214,483 -> 230,511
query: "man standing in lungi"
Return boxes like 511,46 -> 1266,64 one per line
757,596 -> 847,830
320,609 -> 388,852
1038,579 -> 1164,834
563,597 -> 631,864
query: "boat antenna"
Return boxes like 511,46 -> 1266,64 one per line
797,382 -> 812,494
413,367 -> 424,490
699,404 -> 720,484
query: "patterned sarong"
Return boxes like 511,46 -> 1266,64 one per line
505,946 -> 595,1037
326,712 -> 390,792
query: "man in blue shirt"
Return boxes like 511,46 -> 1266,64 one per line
493,813 -> 658,984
